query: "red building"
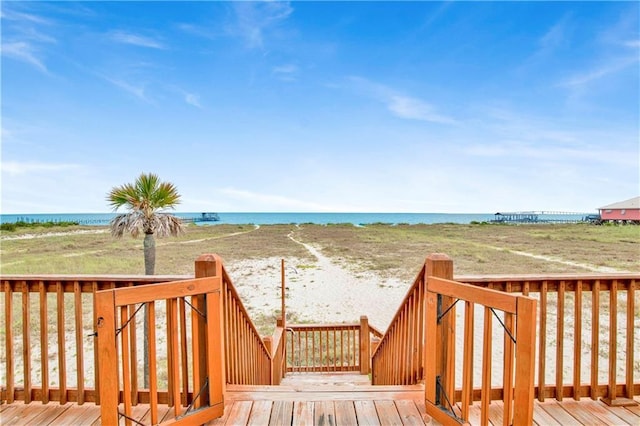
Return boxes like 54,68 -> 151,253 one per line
598,196 -> 640,223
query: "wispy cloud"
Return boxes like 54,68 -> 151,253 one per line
1,161 -> 81,176
229,1 -> 293,48
184,93 -> 202,108
272,64 -> 298,81
347,76 -> 456,124
1,41 -> 49,74
100,75 -> 150,102
109,30 -> 165,49
561,56 -> 638,87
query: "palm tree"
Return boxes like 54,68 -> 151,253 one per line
107,172 -> 183,275
107,172 -> 184,388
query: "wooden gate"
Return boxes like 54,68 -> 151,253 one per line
96,276 -> 225,425
423,254 -> 536,425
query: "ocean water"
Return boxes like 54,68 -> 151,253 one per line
0,211 -> 591,226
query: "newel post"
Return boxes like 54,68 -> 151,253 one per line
424,253 -> 454,407
193,254 -> 224,408
360,316 -> 371,375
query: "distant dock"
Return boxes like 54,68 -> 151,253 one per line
491,211 -> 597,224
180,212 -> 221,223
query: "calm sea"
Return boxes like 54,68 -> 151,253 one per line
0,212 -> 591,226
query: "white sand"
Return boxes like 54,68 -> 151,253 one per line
226,234 -> 408,332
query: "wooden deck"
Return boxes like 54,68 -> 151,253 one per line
2,379 -> 639,425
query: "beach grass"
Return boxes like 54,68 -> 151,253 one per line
1,222 -> 638,276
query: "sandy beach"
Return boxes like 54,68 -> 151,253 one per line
226,232 -> 410,332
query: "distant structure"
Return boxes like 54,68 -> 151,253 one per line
598,196 -> 640,224
491,211 -> 590,224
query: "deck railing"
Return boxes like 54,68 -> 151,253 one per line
0,254 -> 277,405
0,274 -> 187,404
371,263 -> 427,385
218,259 -> 272,385
370,258 -> 640,406
459,274 -> 640,404
286,316 -> 379,374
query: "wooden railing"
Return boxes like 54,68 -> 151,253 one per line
0,274 -> 187,404
458,274 -> 640,404
370,257 -> 640,406
0,254 -> 277,405
423,254 -> 537,425
286,316 -> 374,374
371,263 -> 427,385
218,260 -> 272,385
96,270 -> 225,425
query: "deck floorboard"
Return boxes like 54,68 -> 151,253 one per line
2,389 -> 639,425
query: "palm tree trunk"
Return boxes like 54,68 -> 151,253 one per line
143,233 -> 155,388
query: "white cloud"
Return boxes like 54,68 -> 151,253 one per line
184,93 -> 202,108
100,75 -> 149,102
1,161 -> 81,176
1,41 -> 49,73
109,30 -> 165,49
561,56 -> 639,87
388,95 -> 456,124
272,64 -> 298,81
347,76 -> 456,124
230,1 -> 293,48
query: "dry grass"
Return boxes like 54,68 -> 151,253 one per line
1,222 -> 638,276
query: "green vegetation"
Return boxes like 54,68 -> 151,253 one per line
0,220 -> 79,231
1,222 -> 638,277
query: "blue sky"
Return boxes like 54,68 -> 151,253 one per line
2,1 -> 638,214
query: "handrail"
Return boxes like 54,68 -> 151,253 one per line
218,261 -> 272,385
371,263 -> 426,385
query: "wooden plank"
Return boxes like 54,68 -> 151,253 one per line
148,302 -> 159,425
2,402 -> 67,425
315,400 -> 336,426
334,400 -> 357,425
532,402 -> 562,425
5,280 -> 15,404
246,400 -> 272,425
113,277 -> 219,306
74,281 -> 85,405
354,400 -> 381,425
39,281 -> 49,404
537,400 -> 581,426
48,403 -> 93,425
22,283 -> 31,404
375,400 -> 403,425
590,280 -> 600,400
268,400 -> 293,426
120,305 -> 133,426
395,400 -> 426,425
538,280 -> 547,402
57,282 -> 67,404
563,399 -> 634,426
96,289 -> 118,425
428,277 -> 517,313
573,280 -> 583,400
626,284 -> 635,400
556,280 -> 565,402
292,401 -> 314,425
223,400 -> 253,425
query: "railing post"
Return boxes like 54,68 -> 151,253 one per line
513,296 -> 537,424
96,289 -> 118,425
360,316 -> 371,375
194,254 -> 222,408
425,254 -> 454,406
